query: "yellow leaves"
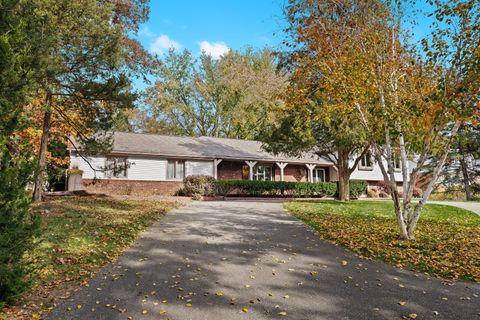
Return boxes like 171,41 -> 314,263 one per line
185,303 -> 192,307
398,301 -> 407,306
286,201 -> 480,282
159,309 -> 167,315
408,313 -> 418,319
142,310 -> 148,314
278,311 -> 288,316
242,307 -> 249,313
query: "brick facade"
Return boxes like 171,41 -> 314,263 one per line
217,161 -> 245,180
82,179 -> 183,196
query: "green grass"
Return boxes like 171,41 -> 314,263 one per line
286,200 -> 480,281
1,196 -> 177,319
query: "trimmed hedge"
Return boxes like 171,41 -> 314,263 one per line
215,179 -> 367,198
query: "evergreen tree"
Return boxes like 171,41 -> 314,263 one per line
0,0 -> 42,305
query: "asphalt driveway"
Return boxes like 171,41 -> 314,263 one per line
429,201 -> 480,216
45,201 -> 479,320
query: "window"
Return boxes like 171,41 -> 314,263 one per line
313,168 -> 326,182
105,157 -> 127,178
393,153 -> 401,171
253,165 -> 272,181
167,160 -> 184,179
359,151 -> 373,170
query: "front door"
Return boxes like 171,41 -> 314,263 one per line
313,168 -> 326,182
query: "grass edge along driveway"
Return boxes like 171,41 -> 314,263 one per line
1,196 -> 178,320
285,200 -> 480,282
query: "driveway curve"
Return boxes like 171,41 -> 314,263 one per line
429,201 -> 480,216
45,201 -> 479,320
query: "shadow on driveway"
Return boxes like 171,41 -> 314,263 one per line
45,201 -> 479,320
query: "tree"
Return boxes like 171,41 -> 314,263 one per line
441,123 -> 480,200
262,0 -> 372,200
142,48 -> 287,139
0,0 -> 43,304
30,0 -> 156,201
355,0 -> 480,239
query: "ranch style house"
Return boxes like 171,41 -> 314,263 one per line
69,131 -> 407,195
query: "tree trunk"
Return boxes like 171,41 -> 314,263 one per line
32,94 -> 52,202
407,121 -> 461,239
337,147 -> 350,201
459,145 -> 472,201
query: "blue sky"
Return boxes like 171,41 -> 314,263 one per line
133,0 -> 286,89
137,0 -> 287,58
134,0 -> 434,89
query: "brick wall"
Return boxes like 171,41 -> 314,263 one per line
217,161 -> 245,180
82,179 -> 183,196
282,165 -> 308,182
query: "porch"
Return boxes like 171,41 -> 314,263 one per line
215,159 -> 337,183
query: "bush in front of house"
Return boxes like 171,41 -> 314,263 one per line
349,180 -> 368,198
183,175 -> 216,199
214,180 -> 366,198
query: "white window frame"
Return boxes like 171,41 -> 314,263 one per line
313,168 -> 326,183
105,157 -> 128,178
253,164 -> 273,181
359,151 -> 374,171
393,156 -> 401,172
167,160 -> 185,180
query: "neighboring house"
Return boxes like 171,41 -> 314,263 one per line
69,132 -> 408,195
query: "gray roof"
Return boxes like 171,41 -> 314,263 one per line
76,132 -> 332,165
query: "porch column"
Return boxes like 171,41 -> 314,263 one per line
245,161 -> 257,180
275,162 -> 288,181
305,164 -> 316,183
213,159 -> 223,180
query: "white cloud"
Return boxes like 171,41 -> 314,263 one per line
138,26 -> 155,38
150,35 -> 182,55
199,41 -> 229,59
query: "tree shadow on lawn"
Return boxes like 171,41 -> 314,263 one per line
44,201 -> 480,320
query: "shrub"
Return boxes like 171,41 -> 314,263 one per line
174,187 -> 187,196
183,175 -> 216,198
367,187 -> 379,198
214,180 -> 367,198
349,180 -> 368,198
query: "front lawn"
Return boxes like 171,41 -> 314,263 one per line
1,196 -> 178,319
286,200 -> 480,282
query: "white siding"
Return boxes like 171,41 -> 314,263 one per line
350,159 -> 415,182
128,157 -> 167,181
185,160 -> 214,177
70,154 -> 169,181
70,155 -> 105,179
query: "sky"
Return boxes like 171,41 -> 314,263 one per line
133,0 -> 287,89
134,0 -> 434,90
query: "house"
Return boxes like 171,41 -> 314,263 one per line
69,131 -> 407,195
